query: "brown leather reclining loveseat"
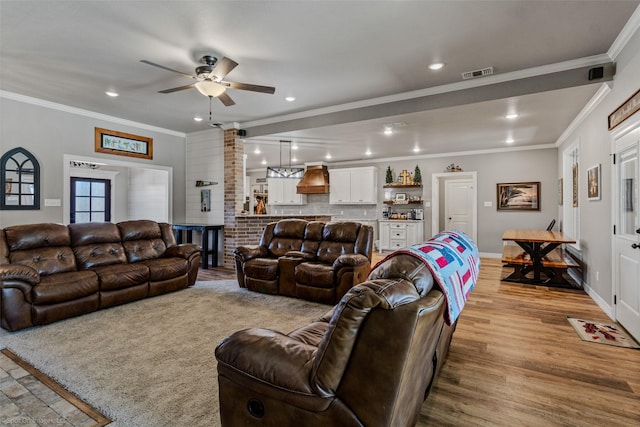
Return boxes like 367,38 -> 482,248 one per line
0,219 -> 201,331
215,252 -> 460,426
233,219 -> 373,304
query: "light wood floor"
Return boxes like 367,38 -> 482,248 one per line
199,256 -> 640,426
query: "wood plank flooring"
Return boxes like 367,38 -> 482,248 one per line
198,256 -> 639,426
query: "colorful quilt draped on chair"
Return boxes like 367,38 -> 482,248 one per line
375,231 -> 480,325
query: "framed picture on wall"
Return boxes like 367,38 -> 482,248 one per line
497,182 -> 540,211
587,164 -> 601,201
95,127 -> 153,160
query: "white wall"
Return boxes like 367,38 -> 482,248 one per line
0,95 -> 187,227
128,168 -> 170,222
185,129 -> 225,225
557,24 -> 640,307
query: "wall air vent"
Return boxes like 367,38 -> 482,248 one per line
462,67 -> 494,80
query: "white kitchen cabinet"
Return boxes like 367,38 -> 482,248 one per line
267,178 -> 307,205
329,167 -> 378,204
378,220 -> 424,251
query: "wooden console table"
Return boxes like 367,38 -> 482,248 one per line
172,224 -> 224,269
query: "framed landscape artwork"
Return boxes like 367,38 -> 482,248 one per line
497,182 -> 540,211
587,164 -> 601,201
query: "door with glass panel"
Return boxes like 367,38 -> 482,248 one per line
70,177 -> 111,223
613,131 -> 640,342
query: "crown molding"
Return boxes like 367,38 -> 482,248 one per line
608,4 -> 640,61
0,90 -> 186,138
246,143 -> 557,173
555,82 -> 612,147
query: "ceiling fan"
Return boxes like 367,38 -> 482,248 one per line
140,55 -> 276,106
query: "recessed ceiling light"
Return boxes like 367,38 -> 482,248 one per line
291,157 -> 298,162
105,91 -> 119,97
285,96 -> 296,102
193,116 -> 203,122
384,126 -> 393,135
505,113 -> 519,119
506,138 -> 515,144
254,148 -> 261,154
365,149 -> 372,156
325,154 -> 332,160
261,159 -> 267,165
413,147 -> 421,153
428,62 -> 445,71
291,144 -> 298,150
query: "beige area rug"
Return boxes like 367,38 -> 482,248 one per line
0,281 -> 330,427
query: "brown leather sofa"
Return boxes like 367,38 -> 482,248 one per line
215,253 -> 457,427
233,219 -> 374,304
0,220 -> 201,331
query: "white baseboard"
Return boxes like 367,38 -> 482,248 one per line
480,252 -> 502,259
582,281 -> 614,320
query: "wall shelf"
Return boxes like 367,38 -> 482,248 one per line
383,184 -> 422,189
383,200 -> 423,205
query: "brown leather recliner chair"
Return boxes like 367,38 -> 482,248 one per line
215,253 -> 454,427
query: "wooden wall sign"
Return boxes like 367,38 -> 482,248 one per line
95,127 -> 153,159
608,87 -> 640,130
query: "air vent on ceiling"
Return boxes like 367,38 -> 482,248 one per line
462,67 -> 494,80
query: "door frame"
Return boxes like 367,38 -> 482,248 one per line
431,171 -> 477,243
610,115 -> 640,326
63,154 -> 173,224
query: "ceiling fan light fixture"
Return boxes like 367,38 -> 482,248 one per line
195,80 -> 226,97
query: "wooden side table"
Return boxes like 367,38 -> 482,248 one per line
172,224 -> 224,269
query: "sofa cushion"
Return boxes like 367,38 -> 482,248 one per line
118,220 -> 162,241
123,239 -> 167,263
141,257 -> 188,281
32,270 -> 98,304
244,258 -> 279,280
4,223 -> 70,251
73,243 -> 127,269
69,222 -> 121,246
92,263 -> 150,291
296,262 -> 335,288
316,241 -> 354,265
10,247 -> 77,276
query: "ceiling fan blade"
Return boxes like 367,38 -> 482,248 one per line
158,83 -> 196,93
221,81 -> 276,94
140,60 -> 195,79
208,57 -> 238,81
218,91 -> 236,106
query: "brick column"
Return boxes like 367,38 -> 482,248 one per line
223,128 -> 244,268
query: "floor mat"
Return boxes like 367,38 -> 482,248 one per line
567,317 -> 639,349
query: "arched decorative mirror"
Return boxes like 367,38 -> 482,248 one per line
0,147 -> 40,210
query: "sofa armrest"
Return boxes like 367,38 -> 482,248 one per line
164,243 -> 200,259
233,246 -> 268,262
215,327 -> 316,394
332,253 -> 369,270
0,263 -> 40,285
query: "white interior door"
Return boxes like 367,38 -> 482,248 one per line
613,130 -> 640,342
445,179 -> 474,236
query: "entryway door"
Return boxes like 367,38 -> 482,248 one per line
445,179 -> 474,236
613,125 -> 640,342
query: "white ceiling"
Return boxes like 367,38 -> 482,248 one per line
1,1 -> 638,170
